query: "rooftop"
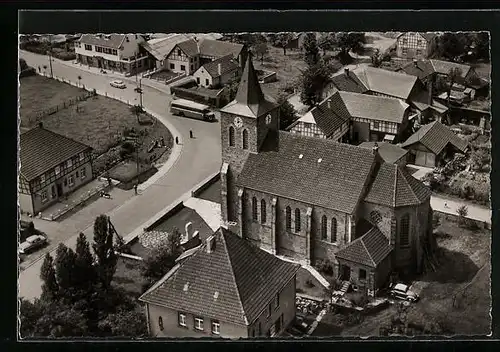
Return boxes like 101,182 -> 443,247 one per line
78,33 -> 141,49
200,55 -> 239,78
359,142 -> 409,164
339,91 -> 409,123
139,228 -> 299,326
141,34 -> 192,61
20,126 -> 92,182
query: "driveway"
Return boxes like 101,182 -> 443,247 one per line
19,51 -> 222,301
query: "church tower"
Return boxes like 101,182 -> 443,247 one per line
219,54 -> 280,233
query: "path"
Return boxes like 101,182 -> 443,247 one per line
430,193 -> 491,224
19,51 -> 222,301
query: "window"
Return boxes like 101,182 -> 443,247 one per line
158,316 -> 164,331
331,218 -> 337,243
67,159 -> 73,168
181,65 -> 186,71
267,303 -> 272,317
76,171 -> 79,178
242,129 -> 249,150
416,49 -> 422,55
81,168 -> 86,179
260,199 -> 267,223
68,175 -> 74,187
285,206 -> 292,231
191,65 -> 193,71
177,49 -> 182,56
295,208 -> 301,232
402,39 -> 408,45
229,126 -> 235,146
417,39 -> 422,45
373,121 -> 380,130
370,210 -> 382,224
252,197 -> 258,221
79,152 -> 84,161
96,46 -> 103,53
211,320 -> 220,335
178,312 -> 186,327
170,63 -> 175,70
112,49 -> 117,55
402,48 -> 408,55
359,269 -> 367,280
55,166 -> 61,176
196,77 -> 200,84
205,78 -> 209,86
41,190 -> 48,203
400,214 -> 410,246
321,215 -> 327,240
275,292 -> 280,309
84,44 -> 92,51
51,185 -> 56,199
194,317 -> 204,331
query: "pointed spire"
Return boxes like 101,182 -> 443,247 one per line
234,53 -> 265,113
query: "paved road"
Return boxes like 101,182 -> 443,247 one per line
19,51 -> 222,300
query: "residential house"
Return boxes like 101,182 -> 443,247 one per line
328,67 -> 448,123
220,57 -> 433,296
396,32 -> 438,59
289,90 -> 411,144
193,55 -> 240,88
139,228 -> 300,338
75,33 -> 148,75
19,124 -> 93,216
140,34 -> 193,71
359,142 -> 409,166
400,120 -> 468,167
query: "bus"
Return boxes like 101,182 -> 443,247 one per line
170,99 -> 216,122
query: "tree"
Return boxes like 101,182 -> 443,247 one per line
92,215 -> 117,290
335,32 -> 366,64
446,67 -> 463,112
19,58 -> 28,71
277,93 -> 297,130
434,33 -> 471,61
142,228 -> 182,283
302,32 -> 320,67
97,309 -> 148,337
77,75 -> 82,87
74,233 -> 96,290
456,204 -> 469,227
253,42 -> 269,64
40,253 -> 58,301
54,243 -> 77,293
474,32 -> 490,62
318,32 -> 337,55
167,226 -> 183,257
300,58 -> 339,107
269,32 -> 294,55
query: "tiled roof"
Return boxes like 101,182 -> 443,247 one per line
358,142 -> 408,164
335,226 -> 392,267
237,132 -> 376,214
354,67 -> 418,100
79,34 -> 127,49
221,56 -> 276,118
430,59 -> 471,78
175,38 -> 200,57
199,39 -> 244,59
400,121 -> 468,155
398,60 -> 435,81
139,228 -> 299,326
339,91 -> 409,124
141,34 -> 192,61
20,126 -> 92,181
302,91 -> 351,137
330,70 -> 369,94
201,55 -> 239,78
364,162 -> 432,208
396,32 -> 438,43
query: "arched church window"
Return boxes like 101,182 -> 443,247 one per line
229,126 -> 235,147
400,213 -> 410,246
321,215 -> 327,240
285,206 -> 292,231
295,208 -> 301,232
242,129 -> 249,150
331,218 -> 337,243
370,210 -> 382,224
261,199 -> 267,224
252,197 -> 258,221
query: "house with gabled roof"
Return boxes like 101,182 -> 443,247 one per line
358,142 -> 409,166
401,120 -> 468,167
396,32 -> 438,59
139,228 -> 300,338
193,55 -> 240,88
19,124 -> 93,216
220,56 -> 434,297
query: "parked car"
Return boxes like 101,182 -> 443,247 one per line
110,80 -> 126,89
389,283 -> 419,302
18,234 -> 47,254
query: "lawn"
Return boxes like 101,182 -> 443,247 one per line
20,75 -> 174,178
336,215 -> 491,337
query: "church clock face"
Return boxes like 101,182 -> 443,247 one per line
233,116 -> 243,129
265,114 -> 272,125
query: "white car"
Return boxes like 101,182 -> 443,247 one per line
389,283 -> 419,302
19,234 -> 47,254
110,80 -> 126,89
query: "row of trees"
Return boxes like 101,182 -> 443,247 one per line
433,32 -> 490,63
20,215 -> 147,338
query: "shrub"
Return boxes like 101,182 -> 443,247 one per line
317,259 -> 334,276
456,205 -> 468,227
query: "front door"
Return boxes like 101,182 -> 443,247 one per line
56,183 -> 63,197
341,265 -> 351,280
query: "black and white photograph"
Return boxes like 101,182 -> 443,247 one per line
18,24 -> 492,339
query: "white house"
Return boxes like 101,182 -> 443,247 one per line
193,55 -> 239,88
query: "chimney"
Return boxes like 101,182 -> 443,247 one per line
344,68 -> 349,75
218,63 -> 222,76
327,99 -> 332,109
38,121 -> 43,129
206,235 -> 216,253
185,222 -> 193,241
372,142 -> 379,156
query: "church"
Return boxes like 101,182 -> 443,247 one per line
219,56 -> 433,297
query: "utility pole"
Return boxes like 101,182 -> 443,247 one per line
48,34 -> 54,78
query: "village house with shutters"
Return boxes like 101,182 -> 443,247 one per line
219,56 -> 434,298
395,32 -> 438,60
19,124 -> 93,216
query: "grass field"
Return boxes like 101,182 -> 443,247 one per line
20,75 -> 173,178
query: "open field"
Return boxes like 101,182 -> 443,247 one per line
19,75 -> 173,177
